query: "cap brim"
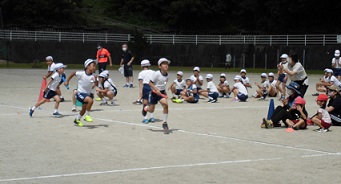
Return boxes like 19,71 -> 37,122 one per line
286,85 -> 301,94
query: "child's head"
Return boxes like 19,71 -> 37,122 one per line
334,50 -> 340,59
268,72 -> 275,82
234,75 -> 241,83
158,58 -> 170,71
316,94 -> 328,108
280,54 -> 288,63
140,59 -> 151,69
260,73 -> 267,82
205,74 -> 213,82
327,85 -> 340,97
326,70 -> 333,77
240,69 -> 246,77
84,59 -> 97,73
186,78 -> 193,86
294,96 -> 306,109
54,63 -> 66,74
176,71 -> 183,80
220,73 -> 226,82
324,68 -> 330,77
45,56 -> 53,65
193,66 -> 200,76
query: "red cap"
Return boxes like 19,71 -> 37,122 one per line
317,94 -> 329,101
294,96 -> 306,105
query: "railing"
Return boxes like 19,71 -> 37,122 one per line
0,30 -> 339,46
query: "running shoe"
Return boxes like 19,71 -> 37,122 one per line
174,99 -> 183,103
133,100 -> 142,105
71,107 -> 77,112
60,97 -> 65,102
95,97 -> 102,101
317,128 -> 329,133
210,99 -> 217,103
149,118 -> 155,123
218,95 -> 224,98
258,97 -> 265,101
142,119 -> 149,124
108,101 -> 115,106
74,119 -> 83,127
208,99 -> 213,103
312,93 -> 319,96
29,108 -> 34,117
123,84 -> 129,88
84,115 -> 93,122
262,118 -> 273,129
129,84 -> 134,88
53,112 -> 62,116
100,102 -> 108,106
162,122 -> 169,131
278,96 -> 285,101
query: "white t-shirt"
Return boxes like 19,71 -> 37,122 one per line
206,81 -> 218,93
329,76 -> 341,87
233,82 -> 248,95
103,78 -> 116,91
190,75 -> 204,88
268,80 -> 277,90
278,61 -> 289,74
150,70 -> 168,91
288,62 -> 308,82
332,58 -> 341,68
138,69 -> 155,84
76,71 -> 96,94
173,79 -> 186,90
48,72 -> 61,91
241,76 -> 250,85
260,80 -> 269,89
218,80 -> 229,87
47,63 -> 56,72
323,75 -> 330,83
318,108 -> 332,124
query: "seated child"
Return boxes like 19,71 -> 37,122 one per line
312,94 -> 332,132
201,74 -> 219,103
217,73 -> 230,98
268,72 -> 278,97
253,73 -> 269,100
231,75 -> 248,102
285,96 -> 308,130
177,78 -> 199,103
169,71 -> 186,100
96,70 -> 117,106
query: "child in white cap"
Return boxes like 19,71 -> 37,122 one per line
177,78 -> 199,103
201,74 -> 219,103
43,56 -> 66,102
332,49 -> 341,81
96,70 -> 117,106
231,75 -> 248,102
276,54 -> 289,100
190,66 -> 204,95
29,63 -> 67,117
168,71 -> 186,100
65,59 -> 97,127
217,73 -> 230,98
253,73 -> 269,100
240,69 -> 252,89
267,72 -> 278,97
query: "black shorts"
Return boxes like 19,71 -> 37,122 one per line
124,65 -> 133,77
43,89 -> 57,99
98,62 -> 107,74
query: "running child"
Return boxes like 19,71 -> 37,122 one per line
29,63 -> 67,117
201,74 -> 219,103
231,75 -> 248,102
177,78 -> 199,103
217,73 -> 230,98
43,56 -> 66,102
190,66 -> 204,95
144,58 -> 170,131
285,97 -> 308,130
311,94 -> 332,132
268,72 -> 278,97
276,54 -> 289,100
96,70 -> 117,106
65,59 -> 97,127
169,71 -> 186,100
240,69 -> 252,89
252,73 -> 269,100
138,60 -> 155,123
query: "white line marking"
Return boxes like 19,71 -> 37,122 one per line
0,153 -> 339,182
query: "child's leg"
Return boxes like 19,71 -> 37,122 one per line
52,95 -> 61,112
281,82 -> 286,96
311,117 -> 323,128
106,91 -> 114,101
201,91 -> 209,98
33,98 -> 47,110
224,86 -> 231,95
268,86 -> 277,97
184,96 -> 194,102
159,98 -> 168,123
72,90 -> 77,106
232,88 -> 238,98
285,119 -> 294,127
275,81 -> 283,95
295,119 -> 306,129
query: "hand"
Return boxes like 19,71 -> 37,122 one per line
297,105 -> 302,111
154,89 -> 161,96
110,63 -> 113,67
64,81 -> 69,86
278,65 -> 283,70
282,99 -> 288,105
127,62 -> 131,66
43,76 -> 47,79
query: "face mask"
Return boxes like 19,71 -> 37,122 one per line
122,47 -> 127,52
328,91 -> 334,97
287,90 -> 293,96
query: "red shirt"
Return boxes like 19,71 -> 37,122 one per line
96,48 -> 111,63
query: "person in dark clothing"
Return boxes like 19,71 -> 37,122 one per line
326,85 -> 341,126
120,43 -> 135,88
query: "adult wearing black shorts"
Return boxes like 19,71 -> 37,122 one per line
120,43 -> 135,88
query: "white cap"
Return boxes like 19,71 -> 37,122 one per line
280,54 -> 288,59
324,68 -> 330,72
268,72 -> 275,77
186,78 -> 194,82
234,75 -> 241,80
177,71 -> 184,76
193,66 -> 200,72
220,73 -> 226,77
206,74 -> 213,79
141,59 -> 151,67
84,59 -> 97,68
326,69 -> 333,73
261,73 -> 267,77
54,63 -> 66,70
158,58 -> 171,66
99,70 -> 109,78
46,56 -> 53,61
335,50 -> 340,57
240,69 -> 246,73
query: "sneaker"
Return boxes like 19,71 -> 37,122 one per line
314,128 -> 321,132
258,97 -> 265,101
29,108 -> 34,117
225,95 -> 230,98
218,95 -> 224,98
260,123 -> 266,128
262,118 -> 273,129
71,107 -> 77,112
278,96 -> 285,101
142,119 -> 149,124
292,126 -> 299,130
129,84 -> 134,88
149,118 -> 155,123
95,97 -> 102,101
74,119 -> 83,127
53,112 -> 62,116
317,128 -> 329,133
133,100 -> 142,105
210,99 -> 217,103
208,99 -> 213,103
84,115 -> 93,122
232,98 -> 239,102
108,101 -> 115,106
171,97 -> 177,100
142,106 -> 147,116
162,122 -> 169,132
174,99 -> 183,103
312,93 -> 319,96
60,97 -> 65,102
123,84 -> 129,88
100,102 -> 108,106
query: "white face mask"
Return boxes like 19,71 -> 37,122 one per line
122,47 -> 127,52
328,91 -> 334,97
287,90 -> 293,96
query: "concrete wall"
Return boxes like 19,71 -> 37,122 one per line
0,40 -> 339,70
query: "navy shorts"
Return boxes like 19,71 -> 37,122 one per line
209,92 -> 219,99
197,87 -> 202,91
76,92 -> 90,104
176,89 -> 183,95
187,98 -> 199,103
142,84 -> 151,100
334,68 -> 341,77
43,89 -> 57,99
148,90 -> 166,105
278,74 -> 287,83
237,92 -> 248,102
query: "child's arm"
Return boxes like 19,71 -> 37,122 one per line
149,81 -> 161,95
167,82 -> 175,91
65,71 -> 76,86
296,105 -> 307,120
96,87 -> 109,93
316,112 -> 322,120
43,71 -> 53,79
255,82 -> 261,89
44,78 -> 54,91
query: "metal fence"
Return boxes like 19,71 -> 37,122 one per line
0,30 -> 339,46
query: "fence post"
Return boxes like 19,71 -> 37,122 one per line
323,35 -> 325,46
150,35 -> 152,44
219,35 -> 221,45
105,33 -> 108,43
83,33 -> 84,43
196,35 -> 197,45
9,30 -> 12,41
286,35 -> 288,46
59,32 -> 61,42
304,35 -> 306,46
254,35 -> 256,46
244,36 -> 246,44
270,35 -> 272,46
128,34 -> 131,42
173,35 -> 175,45
34,31 -> 37,41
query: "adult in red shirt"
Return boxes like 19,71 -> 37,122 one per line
96,44 -> 112,74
